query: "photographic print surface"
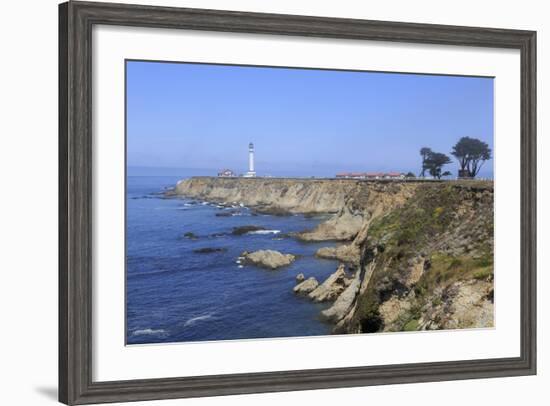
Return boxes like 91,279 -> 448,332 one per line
125,61 -> 494,345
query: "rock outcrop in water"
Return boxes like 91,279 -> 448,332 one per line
321,269 -> 363,322
232,225 -> 266,235
308,264 -> 350,302
172,177 -> 494,333
241,250 -> 296,270
193,247 -> 228,254
182,232 -> 199,240
293,277 -> 319,295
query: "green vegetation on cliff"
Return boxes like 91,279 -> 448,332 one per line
351,183 -> 494,333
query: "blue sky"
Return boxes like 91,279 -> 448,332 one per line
126,60 -> 493,177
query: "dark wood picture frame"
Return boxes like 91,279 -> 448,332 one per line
59,1 -> 537,404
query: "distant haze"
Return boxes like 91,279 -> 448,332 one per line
127,61 -> 494,178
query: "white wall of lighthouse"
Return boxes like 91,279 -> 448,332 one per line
248,142 -> 254,173
245,142 -> 256,177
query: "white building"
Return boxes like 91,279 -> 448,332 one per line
218,169 -> 236,177
243,142 -> 256,177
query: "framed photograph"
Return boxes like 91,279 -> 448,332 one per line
59,1 -> 536,404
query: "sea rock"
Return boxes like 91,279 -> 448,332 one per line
241,249 -> 296,269
293,277 -> 319,295
232,225 -> 266,235
193,247 -> 228,254
296,273 -> 305,283
308,264 -> 349,302
215,211 -> 235,217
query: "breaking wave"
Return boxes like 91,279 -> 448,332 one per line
184,314 -> 214,327
247,229 -> 281,235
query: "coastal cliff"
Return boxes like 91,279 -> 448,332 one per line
173,177 -> 363,214
334,181 -> 494,333
171,177 -> 494,333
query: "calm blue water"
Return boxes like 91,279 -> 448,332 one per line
126,175 -> 341,344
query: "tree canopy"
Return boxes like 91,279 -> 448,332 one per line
419,147 -> 432,177
424,151 -> 452,179
451,137 -> 491,178
420,148 -> 451,179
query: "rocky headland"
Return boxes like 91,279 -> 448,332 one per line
171,177 -> 494,333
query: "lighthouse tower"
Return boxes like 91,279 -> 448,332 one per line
244,142 -> 256,177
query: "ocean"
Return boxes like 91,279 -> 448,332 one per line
126,175 -> 342,344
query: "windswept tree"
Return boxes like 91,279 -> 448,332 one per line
419,147 -> 432,177
424,152 -> 452,179
451,137 -> 492,178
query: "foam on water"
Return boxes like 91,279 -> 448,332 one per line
132,328 -> 167,336
247,229 -> 281,235
184,314 -> 214,327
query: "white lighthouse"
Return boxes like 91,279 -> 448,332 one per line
244,142 -> 256,177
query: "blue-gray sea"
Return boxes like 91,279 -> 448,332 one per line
126,175 -> 340,344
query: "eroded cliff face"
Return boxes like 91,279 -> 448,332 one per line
173,177 -> 361,214
174,177 -> 418,242
339,182 -> 494,334
171,177 -> 494,333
